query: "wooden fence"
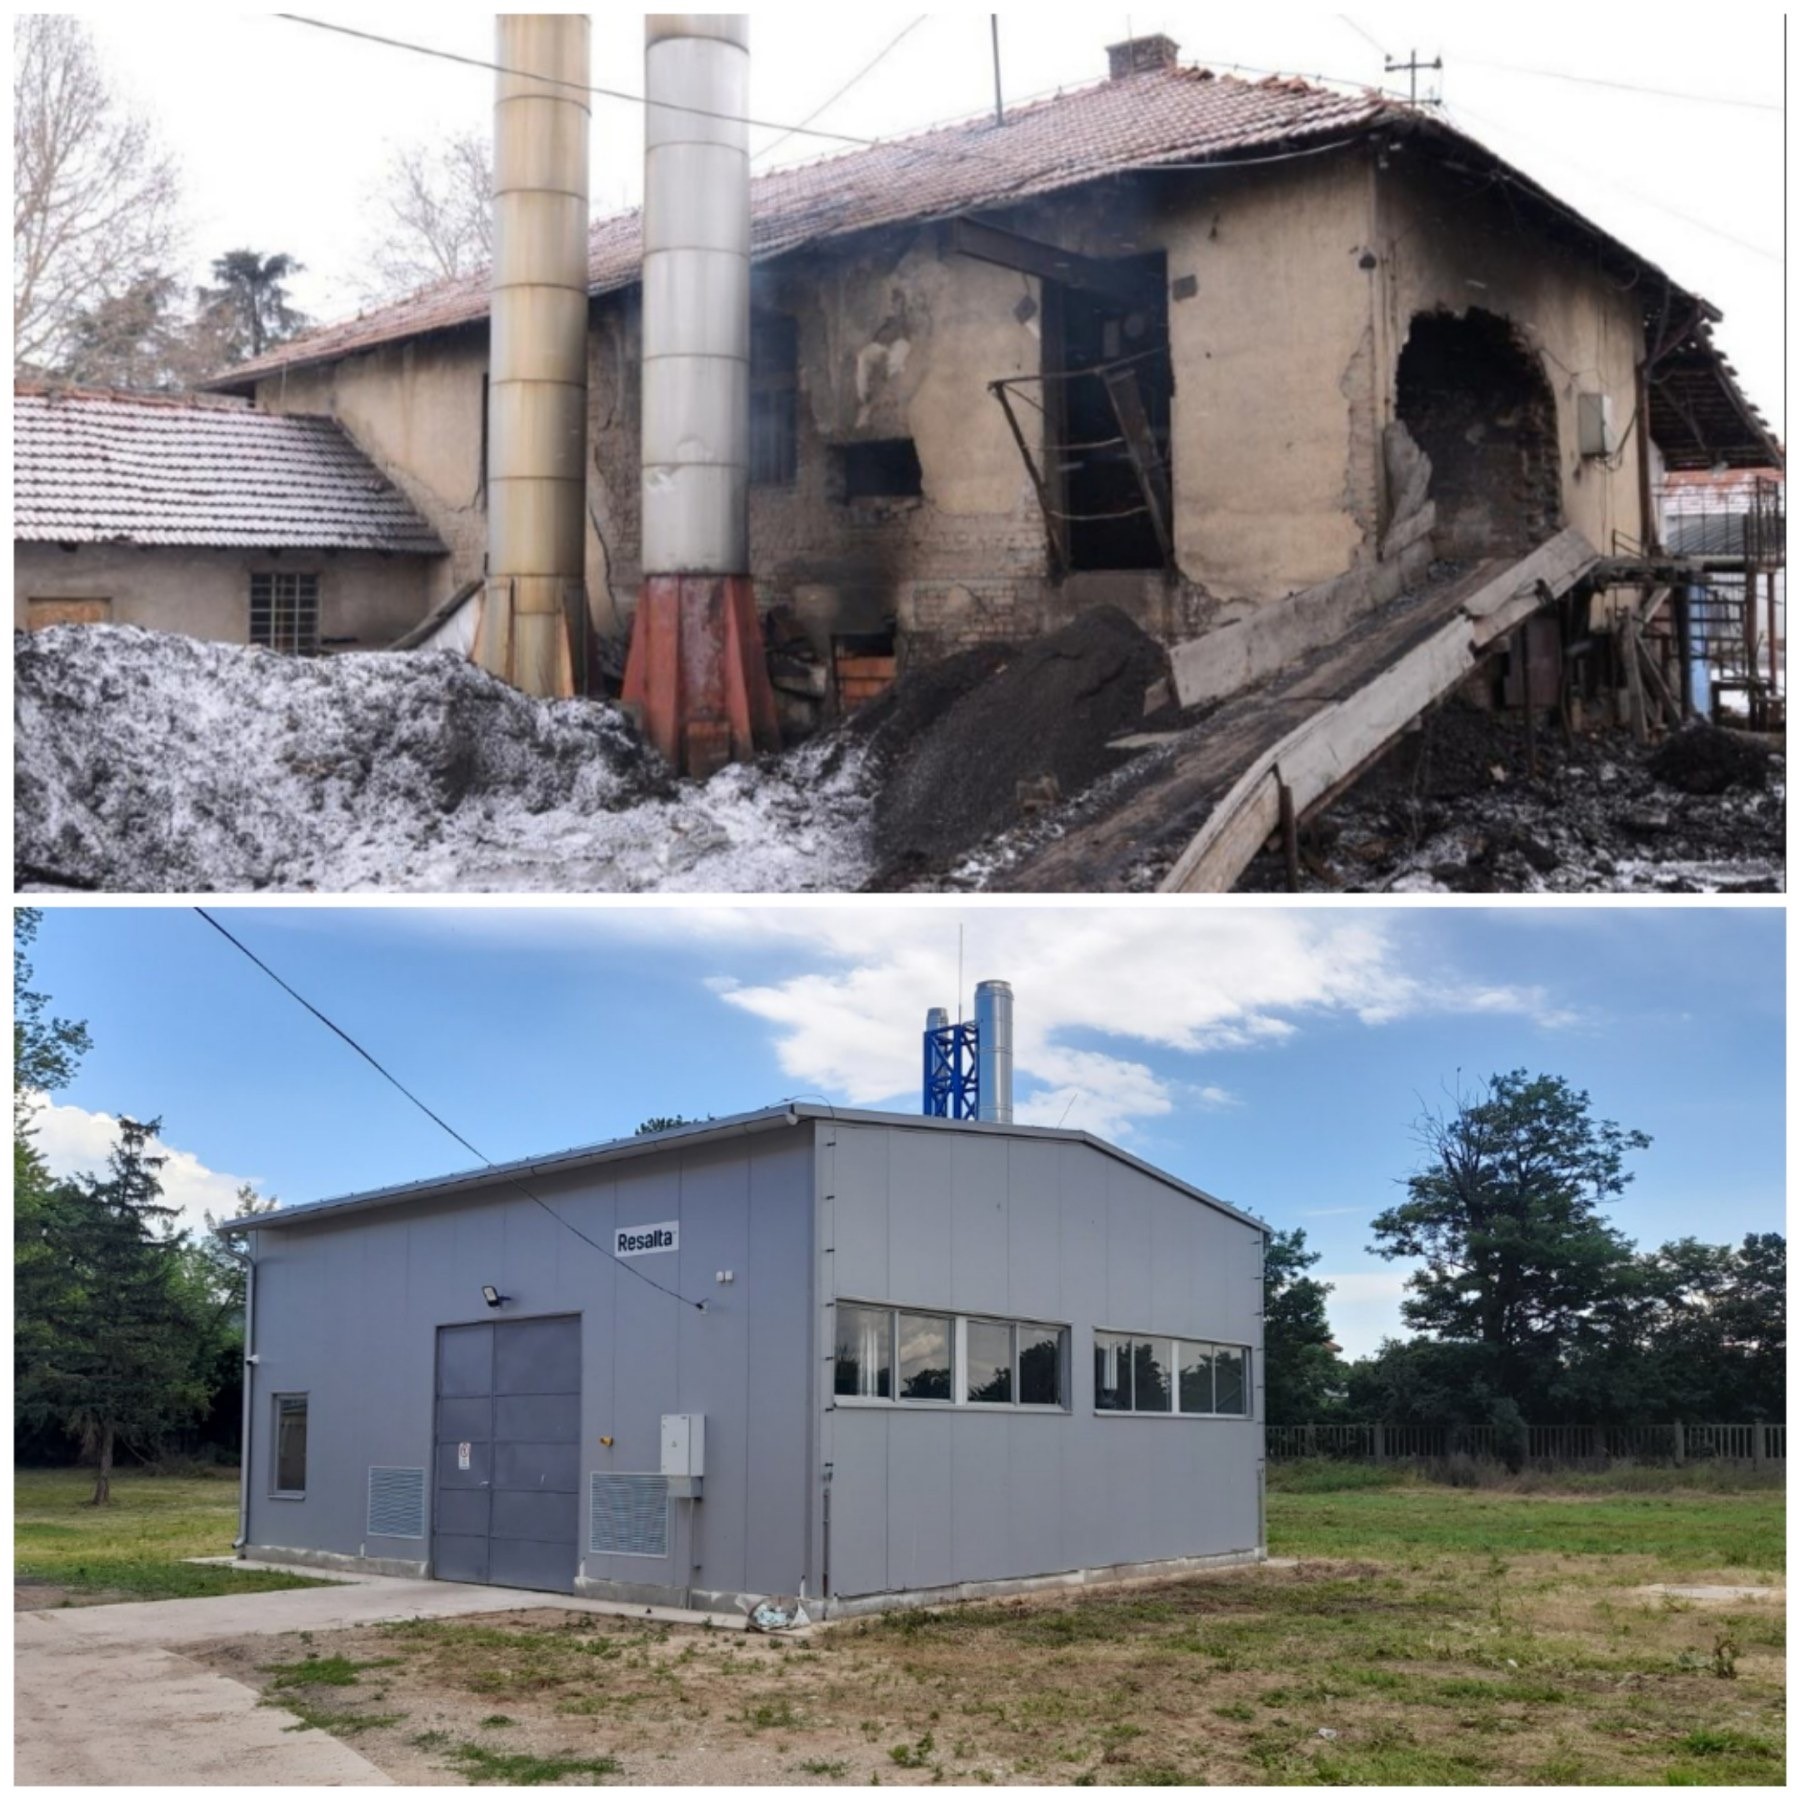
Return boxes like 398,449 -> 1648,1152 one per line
1267,1421 -> 1785,1466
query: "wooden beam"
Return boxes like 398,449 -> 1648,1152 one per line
947,217 -> 1144,306
1101,365 -> 1174,569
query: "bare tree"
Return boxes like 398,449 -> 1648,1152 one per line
360,128 -> 493,302
12,16 -> 182,370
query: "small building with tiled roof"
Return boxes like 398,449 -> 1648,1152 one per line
13,383 -> 447,651
204,32 -> 1779,692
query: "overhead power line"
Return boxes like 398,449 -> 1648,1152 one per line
1460,56 -> 1781,113
194,908 -> 706,1312
753,14 -> 930,164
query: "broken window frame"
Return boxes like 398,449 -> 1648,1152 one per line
833,1301 -> 1070,1411
836,437 -> 924,502
249,571 -> 322,656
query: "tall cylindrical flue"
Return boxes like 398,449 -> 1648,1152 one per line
974,980 -> 1014,1124
622,13 -> 779,777
480,14 -> 591,698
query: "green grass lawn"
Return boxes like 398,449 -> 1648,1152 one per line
1268,1476 -> 1786,1574
15,1466 -> 334,1602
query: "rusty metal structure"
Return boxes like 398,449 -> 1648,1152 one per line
622,12 -> 779,776
477,14 -> 591,698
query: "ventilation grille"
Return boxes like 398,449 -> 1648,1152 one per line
590,1473 -> 669,1558
367,1466 -> 426,1539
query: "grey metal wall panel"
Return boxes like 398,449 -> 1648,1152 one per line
885,1409 -> 954,1594
950,1134 -> 1010,1316
244,1128 -> 815,1605
823,1121 -> 1263,1600
827,1125 -> 889,1303
494,1316 -> 582,1393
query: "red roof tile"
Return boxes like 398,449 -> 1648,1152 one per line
214,64 -> 1394,384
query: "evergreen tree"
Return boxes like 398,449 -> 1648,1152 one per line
16,1118 -> 210,1503
196,248 -> 309,363
1262,1228 -> 1344,1423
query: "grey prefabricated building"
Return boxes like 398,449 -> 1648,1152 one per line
220,1105 -> 1266,1615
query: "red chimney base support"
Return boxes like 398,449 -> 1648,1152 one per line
621,573 -> 782,779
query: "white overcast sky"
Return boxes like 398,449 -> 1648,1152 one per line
81,6 -> 1783,429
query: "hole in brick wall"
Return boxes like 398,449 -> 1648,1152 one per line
1395,307 -> 1563,559
832,630 -> 898,713
837,438 -> 923,500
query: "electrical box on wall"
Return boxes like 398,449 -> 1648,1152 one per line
1578,392 -> 1615,458
661,1413 -> 704,1497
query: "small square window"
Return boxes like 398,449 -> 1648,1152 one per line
835,1303 -> 893,1399
897,1311 -> 952,1401
273,1393 -> 308,1496
250,572 -> 320,655
838,438 -> 923,500
965,1319 -> 1014,1404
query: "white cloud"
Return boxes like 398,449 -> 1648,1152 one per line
24,1096 -> 261,1235
695,908 -> 1567,1138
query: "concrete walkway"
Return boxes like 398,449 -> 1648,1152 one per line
15,1570 -> 741,1786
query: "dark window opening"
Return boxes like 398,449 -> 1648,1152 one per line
250,572 -> 321,655
1395,307 -> 1563,560
1045,251 -> 1172,572
273,1393 -> 308,1495
750,313 -> 798,487
838,437 -> 923,500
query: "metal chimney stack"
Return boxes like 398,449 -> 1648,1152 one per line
622,13 -> 780,777
478,14 -> 591,698
974,980 -> 1014,1124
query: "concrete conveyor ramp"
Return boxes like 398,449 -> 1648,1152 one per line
995,529 -> 1600,892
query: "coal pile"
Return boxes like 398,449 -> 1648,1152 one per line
1648,725 -> 1772,796
855,606 -> 1169,880
1240,701 -> 1785,895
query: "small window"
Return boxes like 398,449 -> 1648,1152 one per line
897,1311 -> 953,1401
250,572 -> 321,655
273,1393 -> 308,1496
838,437 -> 923,500
835,1302 -> 893,1399
1097,1333 -> 1252,1417
750,313 -> 798,487
965,1319 -> 1014,1405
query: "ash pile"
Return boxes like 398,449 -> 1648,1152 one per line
14,626 -> 871,894
1241,703 -> 1784,895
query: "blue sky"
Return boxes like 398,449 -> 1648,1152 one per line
20,903 -> 1785,1359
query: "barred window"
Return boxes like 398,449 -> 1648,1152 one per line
750,313 -> 798,487
250,572 -> 321,655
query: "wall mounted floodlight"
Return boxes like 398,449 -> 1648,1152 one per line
481,1285 -> 507,1309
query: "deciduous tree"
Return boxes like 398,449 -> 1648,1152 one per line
1261,1228 -> 1344,1423
13,15 -> 181,370
360,129 -> 493,301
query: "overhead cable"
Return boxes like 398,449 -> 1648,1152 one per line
193,908 -> 707,1312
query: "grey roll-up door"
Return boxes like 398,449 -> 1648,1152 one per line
433,1315 -> 581,1594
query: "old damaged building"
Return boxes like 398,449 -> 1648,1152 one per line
208,34 -> 1776,719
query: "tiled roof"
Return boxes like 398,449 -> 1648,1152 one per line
212,64 -> 1395,383
13,384 -> 446,552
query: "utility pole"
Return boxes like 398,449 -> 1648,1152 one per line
991,15 -> 1004,126
1385,47 -> 1442,105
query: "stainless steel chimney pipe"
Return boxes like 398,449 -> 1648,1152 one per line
641,14 -> 751,573
975,980 -> 1014,1124
479,13 -> 591,698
